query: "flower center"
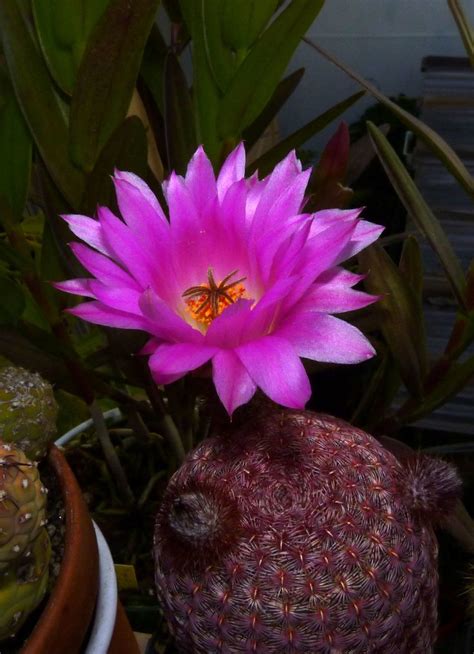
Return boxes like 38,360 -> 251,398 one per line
182,268 -> 247,328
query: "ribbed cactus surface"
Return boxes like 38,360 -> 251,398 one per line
154,410 -> 461,653
0,366 -> 58,460
0,529 -> 50,640
0,441 -> 51,640
0,442 -> 48,570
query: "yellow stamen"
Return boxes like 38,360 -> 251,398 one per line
183,268 -> 247,328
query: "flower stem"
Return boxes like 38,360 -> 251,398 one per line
144,376 -> 186,466
90,400 -> 135,505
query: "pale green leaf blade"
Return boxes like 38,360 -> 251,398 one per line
69,0 -> 159,172
367,121 -> 467,311
305,38 -> 474,199
248,91 -> 363,176
0,0 -> 84,207
218,0 -> 325,138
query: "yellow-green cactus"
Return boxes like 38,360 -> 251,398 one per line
0,366 -> 58,460
0,442 -> 48,570
0,529 -> 50,640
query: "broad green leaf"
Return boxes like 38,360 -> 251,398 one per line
218,0 -> 325,138
55,388 -> 90,436
243,67 -> 304,149
164,53 -> 196,175
180,0 -> 221,164
248,91 -> 363,176
220,0 -> 279,51
367,121 -> 467,311
448,0 -> 474,68
69,0 -> 159,172
141,24 -> 168,115
305,39 -> 474,199
0,66 -> 31,216
202,0 -> 236,92
0,0 -> 85,207
82,116 -> 148,214
32,0 -> 109,94
0,276 -> 25,324
359,244 -> 425,398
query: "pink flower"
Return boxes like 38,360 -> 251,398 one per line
56,145 -> 383,414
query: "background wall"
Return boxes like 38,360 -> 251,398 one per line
280,0 -> 474,155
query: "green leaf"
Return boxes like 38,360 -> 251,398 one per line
398,235 -> 427,376
0,65 -> 32,216
359,244 -> 426,398
248,91 -> 363,176
140,24 -> 168,115
305,39 -> 474,199
164,53 -> 196,175
202,0 -> 236,92
366,121 -> 467,311
448,0 -> 474,68
32,0 -> 109,95
180,0 -> 221,163
396,355 -> 474,426
243,67 -> 304,149
0,238 -> 30,270
0,276 -> 25,324
218,0 -> 325,138
220,0 -> 279,51
69,0 -> 159,172
0,0 -> 85,207
82,116 -> 149,214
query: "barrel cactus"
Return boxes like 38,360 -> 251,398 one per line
154,409 -> 461,653
0,365 -> 58,460
0,442 -> 48,570
0,529 -> 50,640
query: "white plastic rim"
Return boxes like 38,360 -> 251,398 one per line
84,522 -> 118,654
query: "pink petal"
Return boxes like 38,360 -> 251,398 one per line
212,349 -> 257,415
317,266 -> 365,288
237,335 -> 311,409
114,170 -> 168,224
205,299 -> 255,348
98,206 -> 155,288
62,214 -> 113,256
166,172 -> 200,238
68,301 -> 151,331
139,338 -> 160,355
53,278 -> 94,298
184,146 -> 217,213
251,167 -> 310,236
299,220 -> 358,281
88,280 -> 142,314
113,174 -> 170,250
216,143 -> 245,202
299,284 -> 378,313
70,242 -> 141,289
139,288 -> 203,343
340,220 -> 385,260
276,311 -> 376,364
148,343 -> 217,384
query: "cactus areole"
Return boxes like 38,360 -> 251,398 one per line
154,409 -> 461,653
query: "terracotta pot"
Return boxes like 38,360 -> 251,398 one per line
21,445 -> 99,653
17,445 -> 139,653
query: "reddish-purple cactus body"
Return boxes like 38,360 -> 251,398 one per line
154,410 -> 460,653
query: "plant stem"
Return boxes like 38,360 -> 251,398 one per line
90,400 -> 135,505
145,376 -> 185,465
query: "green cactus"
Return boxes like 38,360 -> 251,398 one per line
0,366 -> 58,460
0,442 -> 48,570
0,529 -> 50,640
